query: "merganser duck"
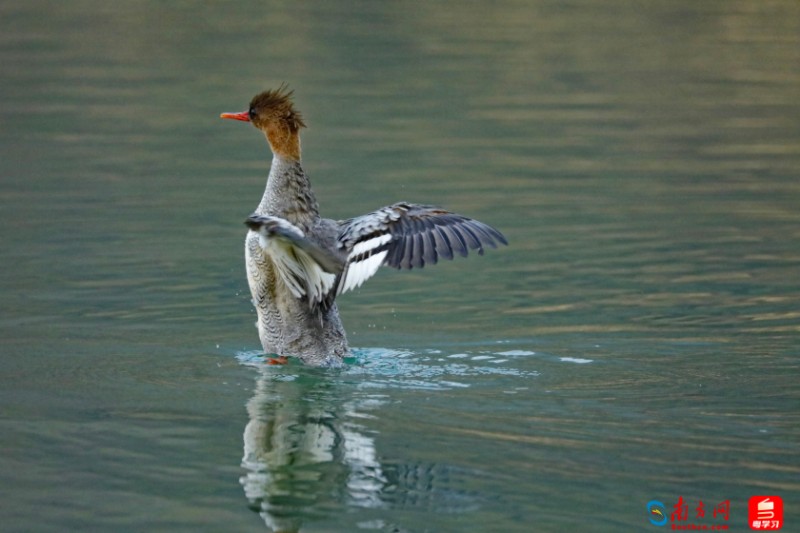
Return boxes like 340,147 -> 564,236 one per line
221,86 -> 507,366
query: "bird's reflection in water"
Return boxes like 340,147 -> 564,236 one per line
240,363 -> 387,531
238,350 -> 486,531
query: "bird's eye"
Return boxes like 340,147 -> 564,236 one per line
248,108 -> 257,120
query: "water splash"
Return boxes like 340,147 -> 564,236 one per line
236,346 -> 541,391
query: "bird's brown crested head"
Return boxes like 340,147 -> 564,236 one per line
221,84 -> 305,160
247,85 -> 306,132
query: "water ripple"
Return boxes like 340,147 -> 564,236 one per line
236,346 -> 540,391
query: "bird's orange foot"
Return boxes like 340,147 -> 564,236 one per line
266,356 -> 289,365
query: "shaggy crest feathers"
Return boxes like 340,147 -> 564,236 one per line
249,84 -> 306,132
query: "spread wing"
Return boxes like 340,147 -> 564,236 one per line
245,214 -> 343,307
335,202 -> 507,295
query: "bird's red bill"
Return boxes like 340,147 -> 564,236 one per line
220,111 -> 250,122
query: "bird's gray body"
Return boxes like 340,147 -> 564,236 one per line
246,156 -> 348,366
246,232 -> 348,366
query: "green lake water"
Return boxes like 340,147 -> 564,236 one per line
1,1 -> 798,531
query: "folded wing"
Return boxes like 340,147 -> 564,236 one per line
245,214 -> 343,307
336,202 -> 507,295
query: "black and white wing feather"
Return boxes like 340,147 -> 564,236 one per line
245,214 -> 343,307
336,202 -> 507,295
